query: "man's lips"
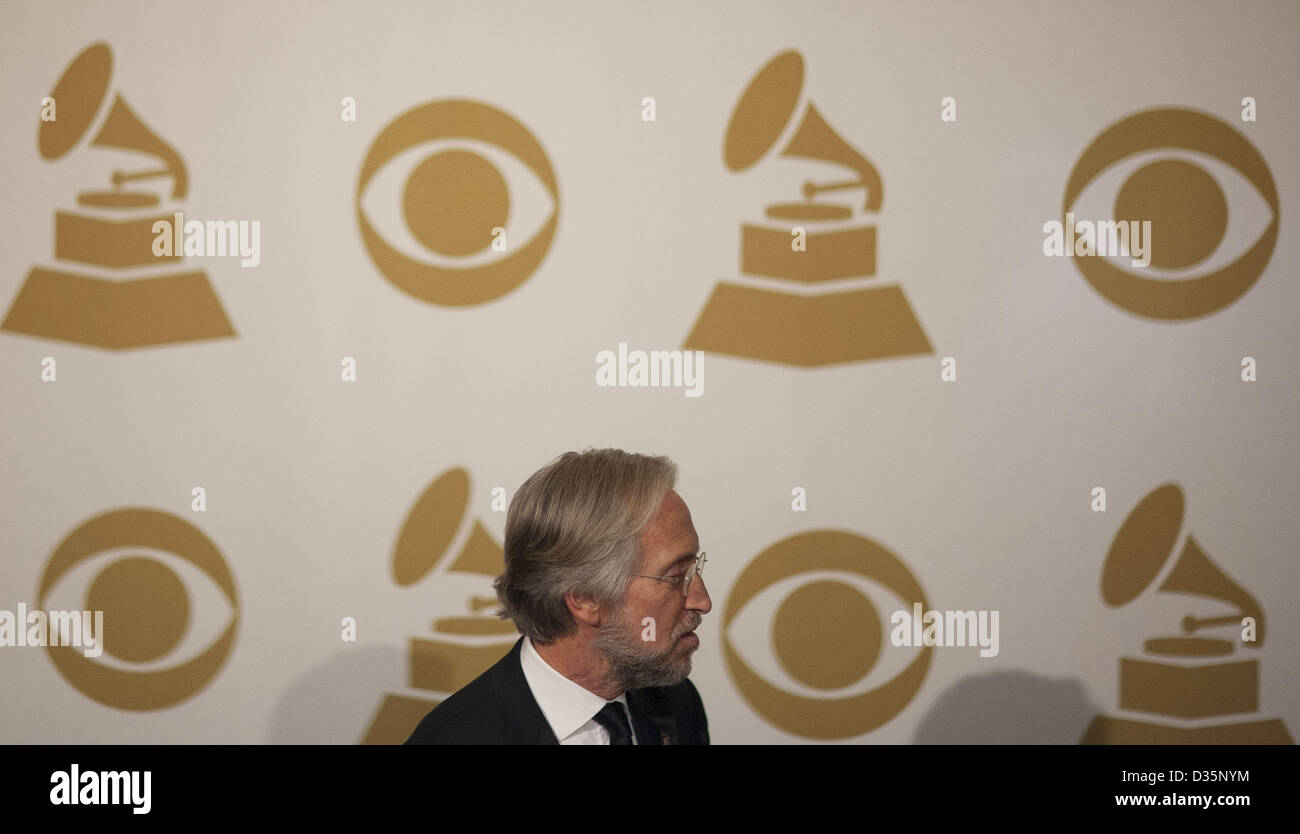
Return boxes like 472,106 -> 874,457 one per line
674,614 -> 703,646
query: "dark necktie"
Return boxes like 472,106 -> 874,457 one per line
593,701 -> 633,745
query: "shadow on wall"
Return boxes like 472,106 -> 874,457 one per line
912,671 -> 1098,744
266,645 -> 406,744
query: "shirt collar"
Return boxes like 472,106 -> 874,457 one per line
520,636 -> 629,742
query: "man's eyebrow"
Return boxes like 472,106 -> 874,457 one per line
659,551 -> 698,571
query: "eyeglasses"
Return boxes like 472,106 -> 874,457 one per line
631,551 -> 707,597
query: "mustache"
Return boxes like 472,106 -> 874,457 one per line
673,613 -> 703,638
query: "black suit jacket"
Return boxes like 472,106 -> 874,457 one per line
405,637 -> 709,745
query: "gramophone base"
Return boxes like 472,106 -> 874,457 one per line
362,693 -> 439,745
1119,657 -> 1258,719
1,266 -> 235,349
1081,714 -> 1293,744
684,281 -> 931,366
408,636 -> 514,693
742,223 -> 876,282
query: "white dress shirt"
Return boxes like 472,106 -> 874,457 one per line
520,636 -> 638,745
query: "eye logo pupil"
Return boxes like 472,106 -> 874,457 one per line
86,555 -> 189,664
772,580 -> 880,690
1113,159 -> 1226,270
403,149 -> 509,257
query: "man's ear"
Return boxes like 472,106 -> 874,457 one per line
564,590 -> 604,628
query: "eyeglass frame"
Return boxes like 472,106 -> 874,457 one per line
630,551 -> 707,597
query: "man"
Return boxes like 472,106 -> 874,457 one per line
406,449 -> 711,744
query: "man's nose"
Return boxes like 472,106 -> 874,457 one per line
687,575 -> 712,614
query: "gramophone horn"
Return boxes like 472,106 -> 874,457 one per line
93,95 -> 189,198
1161,534 -> 1265,646
393,467 -> 473,587
392,467 -> 506,587
783,102 -> 883,210
724,50 -> 804,172
723,50 -> 883,210
1101,483 -> 1184,606
39,42 -> 112,160
39,42 -> 188,199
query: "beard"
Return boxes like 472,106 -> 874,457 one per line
592,610 -> 702,691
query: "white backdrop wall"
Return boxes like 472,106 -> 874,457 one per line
1,0 -> 1297,743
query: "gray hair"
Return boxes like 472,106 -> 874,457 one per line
494,449 -> 678,642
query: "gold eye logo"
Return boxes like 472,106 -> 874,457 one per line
36,508 -> 238,710
723,530 -> 931,739
356,100 -> 559,307
1063,108 -> 1278,320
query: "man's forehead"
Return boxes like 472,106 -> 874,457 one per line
640,490 -> 699,560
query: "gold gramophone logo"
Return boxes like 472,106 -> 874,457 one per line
356,100 -> 559,306
363,467 -> 518,743
36,508 -> 238,710
1,43 -> 235,350
1064,108 -> 1278,320
723,530 -> 932,739
1082,484 -> 1292,744
685,50 -> 931,367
